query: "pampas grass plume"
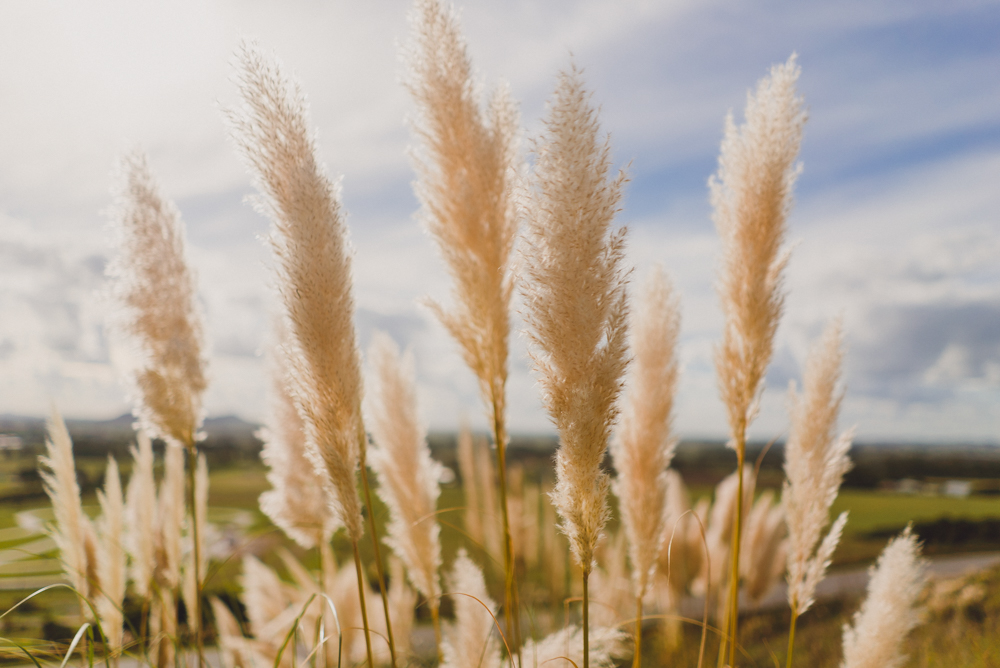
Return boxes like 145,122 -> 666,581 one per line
259,323 -> 341,549
521,64 -> 630,572
784,320 -> 854,616
97,456 -> 127,648
126,430 -> 157,598
406,0 -> 520,435
107,150 -> 207,449
226,39 -> 365,540
711,55 -> 805,441
366,331 -> 444,607
40,407 -> 100,602
441,550 -> 500,668
840,526 -> 927,668
612,265 -> 681,599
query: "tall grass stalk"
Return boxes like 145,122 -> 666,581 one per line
709,55 -> 805,666
405,0 -> 523,652
226,39 -> 391,665
366,332 -> 445,658
107,149 -> 208,665
611,266 -> 681,668
521,65 -> 630,668
783,320 -> 853,667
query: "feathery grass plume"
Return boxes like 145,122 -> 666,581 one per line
521,626 -> 626,668
784,321 -> 853,620
710,55 -> 805,664
541,482 -> 567,607
521,62 -> 629,561
388,558 -> 418,659
457,421 -> 484,547
610,266 -> 680,666
183,453 -> 210,627
40,408 -> 101,604
441,550 -> 500,668
366,332 -> 445,642
211,598 -> 268,668
159,442 -> 185,591
258,322 -> 341,549
97,456 -> 127,650
840,526 -> 927,668
405,0 -> 523,648
107,150 -> 207,450
226,39 -> 381,664
739,489 -> 787,604
521,64 -> 630,667
227,37 -> 365,542
126,431 -> 157,599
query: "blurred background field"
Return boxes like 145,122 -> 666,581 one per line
1,414 -> 999,664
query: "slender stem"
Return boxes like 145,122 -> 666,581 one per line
358,429 -> 398,668
184,444 -> 204,668
351,540 -> 376,668
632,595 -> 642,668
491,397 -> 522,664
582,569 -> 590,668
431,601 -> 443,664
786,611 -> 798,668
727,441 -> 747,668
321,539 -> 336,668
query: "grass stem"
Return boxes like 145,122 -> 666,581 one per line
786,611 -> 798,668
582,569 -> 590,668
351,540 -> 375,668
358,437 -> 398,668
184,444 -> 204,668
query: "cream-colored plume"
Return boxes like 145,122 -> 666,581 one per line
126,430 -> 157,598
711,55 -> 804,445
158,442 -> 185,590
226,40 -> 366,540
366,331 -> 444,606
784,320 -> 854,616
406,0 -> 520,444
520,65 -> 630,571
739,490 -> 787,604
259,321 -> 341,549
388,558 -> 418,658
39,407 -> 100,603
521,625 -> 626,668
612,266 -> 681,599
107,150 -> 207,449
840,526 -> 927,668
457,422 -> 483,547
441,550 -> 500,668
97,456 -> 127,649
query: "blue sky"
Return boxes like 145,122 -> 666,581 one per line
0,0 -> 998,442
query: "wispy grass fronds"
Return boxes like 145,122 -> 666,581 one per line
612,265 -> 681,604
406,0 -> 520,431
739,489 -> 787,604
441,550 -> 500,668
457,422 -> 484,547
388,558 -> 418,658
40,407 -> 101,605
521,625 -> 626,668
97,456 -> 127,650
784,320 -> 853,617
226,40 -> 381,663
226,39 -> 365,542
159,442 -> 185,591
107,150 -> 207,450
405,0 -> 523,649
521,64 -> 630,573
710,55 -> 805,664
125,431 -> 157,599
840,526 -> 927,668
366,331 -> 444,639
711,54 -> 803,450
259,322 -> 341,549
